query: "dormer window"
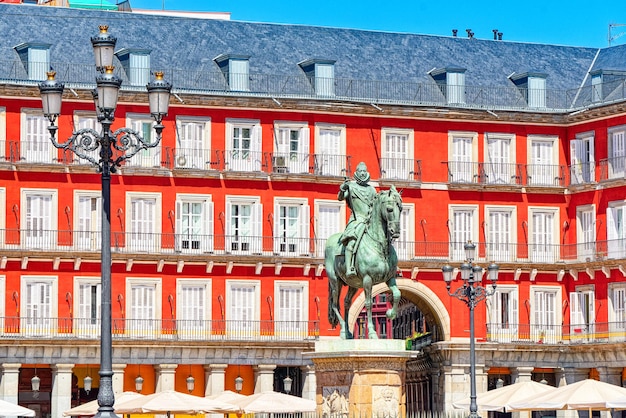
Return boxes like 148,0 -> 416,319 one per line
591,71 -> 603,103
115,48 -> 151,86
298,59 -> 336,97
589,70 -> 626,104
14,42 -> 51,81
509,72 -> 547,109
214,54 -> 250,92
429,66 -> 466,104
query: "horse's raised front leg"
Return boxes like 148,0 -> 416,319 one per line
343,287 -> 357,339
385,276 -> 400,320
362,275 -> 378,339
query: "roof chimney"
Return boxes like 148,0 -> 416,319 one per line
452,29 -> 458,37
498,32 -> 503,40
492,29 -> 498,40
466,29 -> 474,39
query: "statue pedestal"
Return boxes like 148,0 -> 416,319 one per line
305,340 -> 414,418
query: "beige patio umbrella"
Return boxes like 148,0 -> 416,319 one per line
63,391 -> 145,416
453,380 -> 557,412
231,391 -> 316,413
207,390 -> 248,403
114,390 -> 240,417
509,379 -> 626,411
0,399 -> 36,417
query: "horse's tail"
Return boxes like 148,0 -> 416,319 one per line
328,277 -> 339,328
325,234 -> 341,328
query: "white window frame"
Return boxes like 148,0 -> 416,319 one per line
569,132 -> 595,184
21,275 -> 58,336
607,200 -> 626,259
527,135 -> 560,186
487,285 -> 519,342
315,63 -> 335,97
175,116 -> 211,169
569,285 -> 595,342
528,206 -> 559,263
314,123 -> 346,176
274,197 -> 310,256
576,204 -> 596,261
21,109 -> 55,164
21,188 -> 58,250
225,195 -> 263,255
448,131 -> 478,183
72,111 -> 100,165
314,199 -> 345,258
608,282 -> 626,338
125,113 -> 161,168
126,277 -> 162,337
381,127 -> 414,180
125,192 -> 162,253
448,204 -> 479,261
273,121 -> 310,174
484,133 -> 516,184
229,58 -> 250,92
74,190 -> 102,251
446,71 -> 466,104
74,276 -> 101,337
274,280 -> 309,338
175,193 -> 214,254
484,205 -> 516,263
0,107 -> 7,160
528,76 -> 546,108
608,125 -> 626,179
226,279 -> 260,338
129,52 -> 150,87
225,119 -> 262,172
395,202 -> 414,260
176,278 -> 212,339
529,285 -> 562,343
0,187 -> 5,241
0,275 -> 5,326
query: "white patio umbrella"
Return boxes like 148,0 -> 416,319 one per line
453,380 -> 557,412
509,379 -> 626,411
232,391 -> 316,413
63,391 -> 146,416
207,390 -> 248,403
114,390 -> 240,417
0,399 -> 36,417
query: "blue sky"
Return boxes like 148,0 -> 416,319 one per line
129,0 -> 626,48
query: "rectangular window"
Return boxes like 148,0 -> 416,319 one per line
226,119 -> 261,172
275,281 -> 308,337
609,283 -> 626,338
126,115 -> 161,168
21,276 -> 57,336
73,113 -> 100,165
447,71 -> 465,104
607,201 -> 626,259
530,287 -> 561,343
176,195 -> 213,253
314,200 -> 343,257
315,63 -> 335,97
576,205 -> 595,260
129,53 -> 150,86
22,112 -> 54,163
76,193 -> 101,251
175,118 -> 211,169
227,280 -> 259,338
528,137 -> 558,186
274,198 -> 310,256
608,126 -> 626,179
485,134 -> 515,184
229,58 -> 250,91
127,193 -> 161,252
569,287 -> 595,342
126,279 -> 161,337
381,128 -> 413,180
226,196 -> 262,254
274,122 -> 310,174
449,133 -> 476,183
529,208 -> 557,262
486,207 -> 515,262
28,47 -> 49,81
75,279 -> 101,337
488,286 -> 518,342
177,279 -> 211,339
314,124 -> 346,176
449,205 -> 477,261
569,134 -> 595,184
23,190 -> 57,250
528,77 -> 546,108
395,203 -> 414,260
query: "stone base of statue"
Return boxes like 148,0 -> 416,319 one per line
305,339 -> 413,418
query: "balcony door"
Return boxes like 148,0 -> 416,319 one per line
22,279 -> 54,337
76,282 -> 101,337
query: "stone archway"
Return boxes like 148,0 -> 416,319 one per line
346,278 -> 451,340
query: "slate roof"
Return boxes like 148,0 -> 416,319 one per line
1,3 -> 625,109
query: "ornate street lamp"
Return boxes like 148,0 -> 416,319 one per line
39,26 -> 171,418
442,241 -> 499,418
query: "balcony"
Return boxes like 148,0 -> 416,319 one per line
379,158 -> 422,184
599,156 -> 626,182
3,60 -> 626,112
0,317 -> 319,342
445,162 -> 525,187
487,322 -> 626,345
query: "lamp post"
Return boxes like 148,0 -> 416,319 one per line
442,241 -> 499,418
39,25 -> 171,418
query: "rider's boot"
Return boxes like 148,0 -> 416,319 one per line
345,242 -> 357,280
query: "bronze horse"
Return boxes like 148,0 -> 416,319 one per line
324,186 -> 403,339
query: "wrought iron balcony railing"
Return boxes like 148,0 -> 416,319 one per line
0,317 -> 320,342
3,60 -> 626,112
487,322 -> 626,345
599,156 -> 626,181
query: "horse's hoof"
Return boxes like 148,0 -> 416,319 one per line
386,309 -> 397,320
